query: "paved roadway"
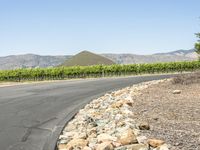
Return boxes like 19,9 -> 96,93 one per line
0,74 -> 175,150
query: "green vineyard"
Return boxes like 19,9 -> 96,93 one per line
0,61 -> 200,82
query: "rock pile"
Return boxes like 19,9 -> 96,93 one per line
57,79 -> 171,150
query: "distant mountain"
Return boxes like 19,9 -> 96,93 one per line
102,49 -> 198,64
0,54 -> 71,70
0,49 -> 198,70
61,51 -> 115,66
154,49 -> 197,58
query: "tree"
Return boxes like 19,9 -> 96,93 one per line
195,33 -> 200,60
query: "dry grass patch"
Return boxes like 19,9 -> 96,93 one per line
172,71 -> 200,85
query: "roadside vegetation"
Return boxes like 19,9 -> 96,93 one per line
172,71 -> 200,85
195,32 -> 200,60
0,61 -> 200,82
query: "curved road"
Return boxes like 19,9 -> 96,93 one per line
0,74 -> 174,150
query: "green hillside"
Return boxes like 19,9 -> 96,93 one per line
62,51 -> 115,66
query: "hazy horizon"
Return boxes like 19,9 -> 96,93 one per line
0,0 -> 199,56
0,48 -> 196,57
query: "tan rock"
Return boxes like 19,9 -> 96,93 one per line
93,103 -> 101,109
97,133 -> 117,143
83,146 -> 92,150
78,132 -> 88,139
111,101 -> 123,108
91,111 -> 101,118
88,138 -> 98,149
153,144 -> 169,150
172,90 -> 181,94
115,144 -> 149,150
124,100 -> 134,107
147,139 -> 165,148
63,123 -> 77,131
139,122 -> 150,130
96,141 -> 114,150
127,144 -> 149,150
111,99 -> 134,109
118,128 -> 138,145
121,108 -> 133,116
87,127 -> 97,136
88,133 -> 97,138
116,121 -> 125,127
65,138 -> 88,149
112,141 -> 122,147
132,128 -> 140,136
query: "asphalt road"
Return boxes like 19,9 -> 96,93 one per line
0,74 -> 175,150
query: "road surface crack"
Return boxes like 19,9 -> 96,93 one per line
21,117 -> 57,142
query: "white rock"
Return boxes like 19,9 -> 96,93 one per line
59,139 -> 69,144
83,146 -> 92,150
115,114 -> 124,121
172,90 -> 181,94
137,136 -> 148,144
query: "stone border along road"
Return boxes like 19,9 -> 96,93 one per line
57,79 -> 172,150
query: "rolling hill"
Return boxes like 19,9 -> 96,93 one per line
61,51 -> 115,66
0,54 -> 71,70
0,49 -> 198,70
102,49 -> 198,64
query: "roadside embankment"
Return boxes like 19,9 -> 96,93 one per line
57,72 -> 200,150
57,79 -> 172,150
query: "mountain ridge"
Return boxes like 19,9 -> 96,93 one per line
102,49 -> 198,64
0,49 -> 198,70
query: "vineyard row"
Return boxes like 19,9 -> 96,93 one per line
0,61 -> 200,82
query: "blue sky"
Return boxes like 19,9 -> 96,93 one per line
0,0 -> 199,56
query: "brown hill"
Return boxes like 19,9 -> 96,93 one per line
62,51 -> 115,66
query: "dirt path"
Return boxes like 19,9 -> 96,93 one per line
133,80 -> 200,150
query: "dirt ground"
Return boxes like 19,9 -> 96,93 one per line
132,75 -> 200,150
